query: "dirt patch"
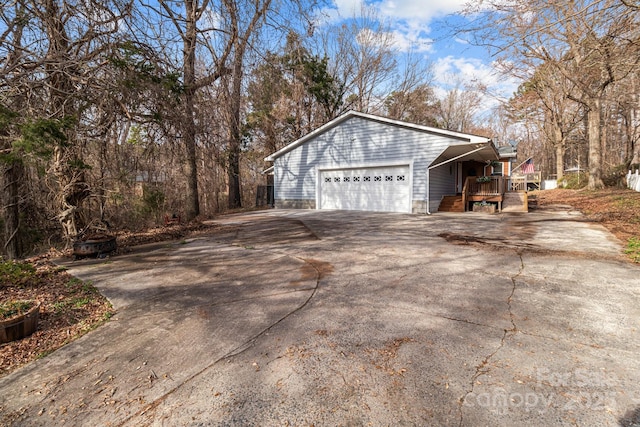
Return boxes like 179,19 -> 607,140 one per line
290,259 -> 334,287
304,259 -> 334,280
114,221 -> 225,253
437,230 -> 624,262
437,232 -> 531,253
367,337 -> 415,376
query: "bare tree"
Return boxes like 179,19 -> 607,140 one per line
0,1 -> 27,258
509,65 -> 584,180
0,0 -> 133,245
140,0 -> 235,219
326,5 -> 397,114
436,81 -> 482,133
222,0 -> 274,209
383,52 -> 437,125
462,0 -> 640,189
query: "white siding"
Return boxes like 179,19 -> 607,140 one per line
274,116 -> 468,211
429,164 -> 455,212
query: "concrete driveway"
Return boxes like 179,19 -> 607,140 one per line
1,207 -> 640,426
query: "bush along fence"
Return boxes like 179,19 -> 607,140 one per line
628,170 -> 640,192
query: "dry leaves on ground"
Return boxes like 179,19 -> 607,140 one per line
0,220 -> 224,378
0,258 -> 113,377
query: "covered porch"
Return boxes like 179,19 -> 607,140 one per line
440,174 -> 528,213
427,143 -> 502,213
428,144 -> 528,213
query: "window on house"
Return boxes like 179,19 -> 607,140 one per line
492,162 -> 503,176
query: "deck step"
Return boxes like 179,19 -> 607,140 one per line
438,195 -> 464,212
502,191 -> 528,212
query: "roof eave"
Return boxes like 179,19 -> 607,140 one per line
264,110 -> 492,162
264,112 -> 356,162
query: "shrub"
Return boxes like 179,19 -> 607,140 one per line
0,260 -> 36,285
625,237 -> 640,263
559,172 -> 588,189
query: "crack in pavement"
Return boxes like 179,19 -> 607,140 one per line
438,232 -> 625,262
457,252 -> 523,427
384,303 -> 504,332
114,256 -> 324,426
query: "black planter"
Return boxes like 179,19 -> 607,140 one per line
73,235 -> 117,257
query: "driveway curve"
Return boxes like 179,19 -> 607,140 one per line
1,208 -> 639,427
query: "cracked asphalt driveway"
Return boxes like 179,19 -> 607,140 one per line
1,208 -> 640,426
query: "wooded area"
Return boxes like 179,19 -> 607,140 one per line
1,0 -> 639,258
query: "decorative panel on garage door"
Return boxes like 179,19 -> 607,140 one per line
319,165 -> 411,213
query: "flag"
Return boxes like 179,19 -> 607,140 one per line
521,158 -> 535,174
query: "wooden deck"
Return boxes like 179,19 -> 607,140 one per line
439,176 -> 529,212
462,176 -> 505,211
510,172 -> 542,191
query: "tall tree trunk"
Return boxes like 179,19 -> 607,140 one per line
183,0 -> 200,220
227,44 -> 244,209
2,160 -> 23,259
623,88 -> 639,166
554,126 -> 565,181
44,0 -> 90,244
2,6 -> 25,259
587,98 -> 605,189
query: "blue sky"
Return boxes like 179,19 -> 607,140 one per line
316,0 -> 522,117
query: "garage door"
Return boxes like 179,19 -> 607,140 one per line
319,165 -> 411,213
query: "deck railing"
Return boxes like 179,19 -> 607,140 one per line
509,172 -> 542,191
465,176 -> 506,196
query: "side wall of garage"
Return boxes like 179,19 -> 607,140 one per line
273,116 -> 459,213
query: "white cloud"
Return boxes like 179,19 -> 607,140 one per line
433,55 -> 521,117
318,0 -> 468,23
376,0 -> 468,21
315,0 -> 524,122
389,29 -> 434,53
369,0 -> 468,54
315,0 -> 364,25
316,0 -> 467,53
433,56 -> 520,93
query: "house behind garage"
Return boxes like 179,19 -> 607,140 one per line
264,110 -> 519,214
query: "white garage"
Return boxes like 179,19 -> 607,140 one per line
265,111 -> 498,214
318,165 -> 411,213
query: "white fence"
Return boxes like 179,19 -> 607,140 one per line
628,170 -> 640,192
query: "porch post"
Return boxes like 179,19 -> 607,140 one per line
426,167 -> 431,215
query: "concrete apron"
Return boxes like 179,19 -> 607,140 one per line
1,207 -> 639,426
